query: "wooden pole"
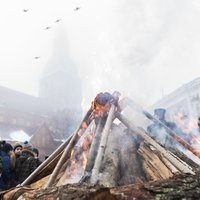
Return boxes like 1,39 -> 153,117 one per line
117,112 -> 195,175
90,104 -> 116,184
44,107 -> 94,188
85,119 -> 103,172
125,97 -> 200,159
21,133 -> 73,186
79,119 -> 103,183
44,129 -> 79,188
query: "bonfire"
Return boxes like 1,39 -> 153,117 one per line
1,92 -> 200,200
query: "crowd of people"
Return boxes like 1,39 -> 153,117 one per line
0,140 -> 42,191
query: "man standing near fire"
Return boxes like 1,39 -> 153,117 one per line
147,108 -> 178,146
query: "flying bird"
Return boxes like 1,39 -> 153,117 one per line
34,56 -> 40,59
74,7 -> 80,11
45,26 -> 51,30
55,19 -> 61,23
23,9 -> 29,12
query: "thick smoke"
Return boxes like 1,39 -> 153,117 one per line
0,0 -> 200,109
62,0 -> 200,108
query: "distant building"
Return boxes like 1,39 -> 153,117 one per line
0,85 -> 51,139
39,28 -> 82,113
150,77 -> 200,121
0,28 -> 82,141
30,124 -> 62,160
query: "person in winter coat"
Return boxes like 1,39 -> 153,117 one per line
15,149 -> 37,183
31,147 -> 42,167
147,108 -> 177,146
1,143 -> 13,190
0,150 -> 5,191
10,143 -> 23,186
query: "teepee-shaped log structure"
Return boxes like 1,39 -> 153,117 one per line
2,92 -> 200,200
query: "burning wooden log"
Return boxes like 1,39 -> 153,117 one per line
21,103 -> 96,187
125,97 -> 200,160
44,106 -> 96,188
90,104 -> 116,184
117,112 -> 195,175
79,119 -> 103,183
55,92 -> 121,186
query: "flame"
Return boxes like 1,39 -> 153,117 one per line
78,122 -> 88,137
191,136 -> 200,144
57,124 -> 96,185
173,113 -> 198,134
171,112 -> 200,156
57,92 -> 120,185
82,151 -> 88,169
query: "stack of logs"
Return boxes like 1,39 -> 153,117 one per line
1,93 -> 200,200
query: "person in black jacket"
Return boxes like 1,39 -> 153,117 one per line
15,149 -> 37,183
31,148 -> 42,167
1,143 -> 13,189
147,108 -> 177,146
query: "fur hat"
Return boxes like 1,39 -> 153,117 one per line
13,143 -> 23,151
21,149 -> 35,158
2,143 -> 13,153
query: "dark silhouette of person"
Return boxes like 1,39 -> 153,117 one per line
147,108 -> 177,146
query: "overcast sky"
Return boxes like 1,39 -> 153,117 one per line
0,0 -> 200,108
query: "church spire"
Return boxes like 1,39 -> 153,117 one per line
39,27 -> 82,112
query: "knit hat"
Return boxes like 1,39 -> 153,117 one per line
13,143 -> 23,151
23,140 -> 32,150
31,147 -> 39,156
2,143 -> 13,153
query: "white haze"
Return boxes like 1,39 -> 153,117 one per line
0,0 -> 200,108
10,130 -> 31,142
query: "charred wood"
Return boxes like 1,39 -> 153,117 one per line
14,184 -> 117,200
117,128 -> 146,185
111,173 -> 200,200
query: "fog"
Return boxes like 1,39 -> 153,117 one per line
0,0 -> 200,109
